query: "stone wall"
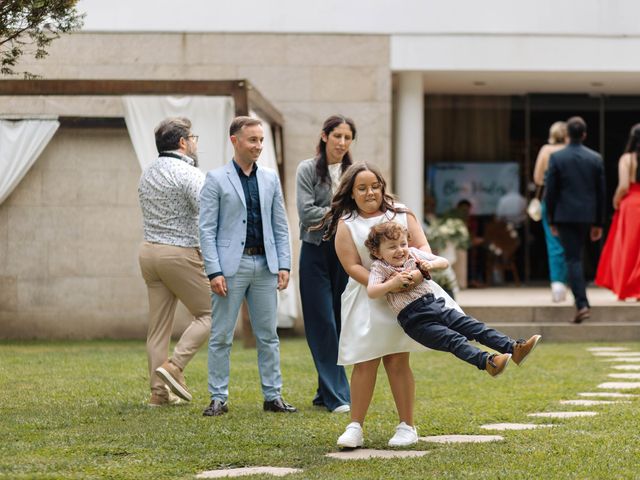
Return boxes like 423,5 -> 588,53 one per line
0,32 -> 392,338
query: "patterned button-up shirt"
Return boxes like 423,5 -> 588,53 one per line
369,247 -> 441,314
138,152 -> 204,247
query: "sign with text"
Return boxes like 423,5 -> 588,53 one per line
429,162 -> 520,215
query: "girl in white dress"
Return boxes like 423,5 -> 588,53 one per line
318,162 -> 462,448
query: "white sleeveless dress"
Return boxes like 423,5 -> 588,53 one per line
337,209 -> 464,366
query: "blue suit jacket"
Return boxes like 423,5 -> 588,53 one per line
199,161 -> 291,277
545,142 -> 605,226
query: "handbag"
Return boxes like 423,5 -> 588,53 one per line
527,186 -> 543,222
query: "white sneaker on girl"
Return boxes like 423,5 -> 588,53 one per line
388,422 -> 418,447
337,422 -> 363,448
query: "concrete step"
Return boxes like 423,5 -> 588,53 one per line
462,305 -> 640,324
455,287 -> 640,342
488,322 -> 640,342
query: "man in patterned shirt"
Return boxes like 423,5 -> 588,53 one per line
365,221 -> 541,377
138,117 -> 211,407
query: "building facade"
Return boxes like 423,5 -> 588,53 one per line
1,0 -> 639,338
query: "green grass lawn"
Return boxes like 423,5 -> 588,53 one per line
1,339 -> 639,479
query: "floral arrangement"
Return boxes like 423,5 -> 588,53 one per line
425,217 -> 470,252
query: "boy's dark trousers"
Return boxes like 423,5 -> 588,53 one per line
397,293 -> 514,369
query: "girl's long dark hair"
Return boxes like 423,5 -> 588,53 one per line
313,162 -> 410,240
624,123 -> 640,155
315,115 -> 357,183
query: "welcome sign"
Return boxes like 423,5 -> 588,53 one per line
429,162 -> 520,215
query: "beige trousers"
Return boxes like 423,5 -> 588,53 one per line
138,242 -> 212,396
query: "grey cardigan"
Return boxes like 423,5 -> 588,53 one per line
295,157 -> 334,245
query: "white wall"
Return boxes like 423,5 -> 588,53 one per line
78,0 -> 640,36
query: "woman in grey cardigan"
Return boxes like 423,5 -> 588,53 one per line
296,115 -> 357,413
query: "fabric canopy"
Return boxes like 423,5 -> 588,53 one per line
0,119 -> 60,205
123,97 -> 298,327
122,96 -> 235,173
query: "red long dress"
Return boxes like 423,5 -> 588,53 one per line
596,182 -> 640,300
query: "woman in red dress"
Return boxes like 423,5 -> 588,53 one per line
596,124 -> 640,300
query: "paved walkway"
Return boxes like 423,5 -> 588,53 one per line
456,286 -> 624,308
197,344 -> 640,477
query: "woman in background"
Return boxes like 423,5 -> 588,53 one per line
596,124 -> 640,300
296,115 -> 357,413
533,121 -> 569,302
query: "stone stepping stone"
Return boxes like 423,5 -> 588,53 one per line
528,411 -> 598,418
326,449 -> 428,460
592,352 -> 640,357
480,423 -> 555,431
612,365 -> 640,371
579,392 -> 638,398
559,399 -> 617,406
587,347 -> 629,352
196,467 -> 303,478
603,357 -> 640,363
419,435 -> 503,443
609,373 -> 640,379
598,382 -> 640,390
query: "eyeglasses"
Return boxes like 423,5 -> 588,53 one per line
187,135 -> 199,143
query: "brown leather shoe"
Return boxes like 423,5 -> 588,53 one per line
263,397 -> 297,413
512,335 -> 542,366
148,388 -> 184,407
485,353 -> 511,377
573,307 -> 591,324
202,399 -> 228,416
156,360 -> 192,401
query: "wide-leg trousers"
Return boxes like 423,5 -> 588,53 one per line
299,240 -> 350,410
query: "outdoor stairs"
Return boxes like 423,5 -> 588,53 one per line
457,287 -> 640,342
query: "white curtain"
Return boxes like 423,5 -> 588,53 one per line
0,119 -> 59,205
122,96 -> 235,173
252,110 -> 299,328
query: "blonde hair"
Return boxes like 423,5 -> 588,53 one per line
548,121 -> 567,145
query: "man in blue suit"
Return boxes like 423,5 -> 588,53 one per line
199,116 -> 296,416
545,116 -> 605,324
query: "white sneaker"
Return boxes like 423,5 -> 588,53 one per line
388,422 -> 418,447
332,404 -> 351,414
337,422 -> 363,448
551,282 -> 566,303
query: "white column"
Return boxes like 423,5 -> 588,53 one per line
394,71 -> 424,220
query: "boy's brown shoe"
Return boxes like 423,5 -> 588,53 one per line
155,360 -> 192,401
486,353 -> 511,377
511,335 -> 542,366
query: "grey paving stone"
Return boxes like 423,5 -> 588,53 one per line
326,449 -> 428,460
578,392 -> 638,398
528,411 -> 598,418
419,435 -> 503,443
587,347 -> 630,352
196,467 -> 303,478
480,423 -> 555,431
592,352 -> 640,357
612,365 -> 640,370
598,382 -> 640,389
559,399 -> 618,406
608,373 -> 640,379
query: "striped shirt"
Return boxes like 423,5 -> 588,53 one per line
369,247 -> 443,314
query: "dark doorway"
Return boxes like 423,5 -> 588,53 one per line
425,93 -> 638,286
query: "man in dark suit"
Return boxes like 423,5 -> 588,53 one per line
545,116 -> 605,323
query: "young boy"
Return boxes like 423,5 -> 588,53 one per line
365,221 -> 541,376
